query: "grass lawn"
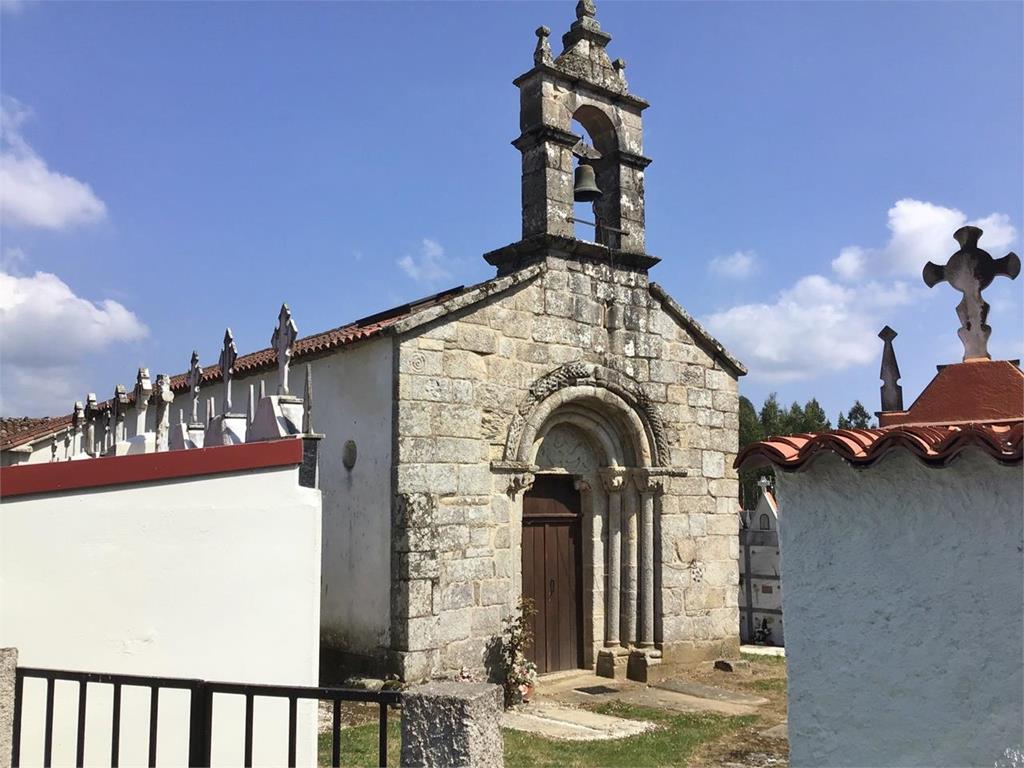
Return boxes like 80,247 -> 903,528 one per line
318,703 -> 755,767
317,721 -> 400,768
740,651 -> 786,666
504,703 -> 754,768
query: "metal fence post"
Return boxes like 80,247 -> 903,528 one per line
187,681 -> 212,768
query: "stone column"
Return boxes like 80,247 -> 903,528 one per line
600,468 -> 627,646
635,471 -> 664,648
622,481 -> 639,645
400,682 -> 504,768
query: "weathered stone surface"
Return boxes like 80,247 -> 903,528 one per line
400,682 -> 504,768
0,648 -> 15,768
390,246 -> 741,677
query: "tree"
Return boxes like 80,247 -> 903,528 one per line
838,400 -> 873,429
738,396 -> 763,449
758,393 -> 786,438
847,400 -> 873,428
802,398 -> 831,432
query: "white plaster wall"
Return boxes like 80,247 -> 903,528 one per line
777,450 -> 1024,767
155,339 -> 395,663
0,465 -> 322,767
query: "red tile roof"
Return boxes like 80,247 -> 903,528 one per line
0,284 -> 469,451
736,422 -> 1023,471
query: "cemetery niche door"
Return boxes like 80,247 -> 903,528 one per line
521,474 -> 584,674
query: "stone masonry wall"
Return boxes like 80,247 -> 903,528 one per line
391,255 -> 740,680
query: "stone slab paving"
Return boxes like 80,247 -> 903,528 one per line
760,721 -> 788,740
740,644 -> 786,657
502,703 -> 654,741
653,679 -> 769,707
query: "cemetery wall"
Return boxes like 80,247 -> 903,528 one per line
777,450 -> 1024,767
0,444 -> 322,766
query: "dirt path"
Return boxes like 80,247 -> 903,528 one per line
685,656 -> 789,767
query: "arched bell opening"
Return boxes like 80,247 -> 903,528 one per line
570,105 -> 622,248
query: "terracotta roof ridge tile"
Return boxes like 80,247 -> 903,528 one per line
736,421 -> 1024,472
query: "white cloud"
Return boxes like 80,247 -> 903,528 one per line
831,246 -> 867,281
708,250 -> 757,279
710,199 -> 1017,383
706,274 -> 916,382
0,96 -> 107,229
0,269 -> 148,415
832,199 -> 1017,281
398,238 -> 451,285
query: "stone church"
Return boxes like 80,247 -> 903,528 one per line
0,2 -> 745,683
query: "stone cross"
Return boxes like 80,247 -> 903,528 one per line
878,326 -> 903,412
271,303 -> 298,396
219,328 -> 238,414
186,351 -> 203,424
757,476 -> 772,492
922,225 -> 1020,360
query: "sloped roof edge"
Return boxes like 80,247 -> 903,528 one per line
648,282 -> 746,377
1,265 -> 547,452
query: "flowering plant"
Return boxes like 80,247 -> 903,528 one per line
500,598 -> 538,707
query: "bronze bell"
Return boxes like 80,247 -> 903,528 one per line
573,162 -> 601,202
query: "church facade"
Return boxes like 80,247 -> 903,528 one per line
0,2 -> 744,683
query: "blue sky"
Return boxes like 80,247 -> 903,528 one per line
1,0 -> 1021,422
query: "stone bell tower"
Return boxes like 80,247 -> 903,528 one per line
484,0 -> 658,274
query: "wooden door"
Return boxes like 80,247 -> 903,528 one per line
521,475 -> 583,674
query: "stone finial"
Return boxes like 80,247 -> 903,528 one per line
577,0 -> 596,21
113,384 -> 129,442
534,26 -> 553,66
154,374 -> 174,451
757,476 -> 771,492
271,303 -> 299,396
219,328 -> 238,413
134,367 -> 152,407
922,226 -> 1021,361
301,364 -> 314,434
878,325 -> 904,412
186,351 -> 203,424
72,400 -> 85,429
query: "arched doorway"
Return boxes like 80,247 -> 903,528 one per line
499,362 -> 671,675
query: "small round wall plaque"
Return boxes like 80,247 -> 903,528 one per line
342,440 -> 357,470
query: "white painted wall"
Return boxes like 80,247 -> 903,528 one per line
777,450 -> 1024,767
0,465 -> 322,767
168,340 -> 396,665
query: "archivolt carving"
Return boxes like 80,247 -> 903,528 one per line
504,361 -> 669,466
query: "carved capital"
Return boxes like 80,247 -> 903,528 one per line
599,466 -> 629,493
491,461 -> 539,499
632,469 -> 667,495
573,477 -> 592,493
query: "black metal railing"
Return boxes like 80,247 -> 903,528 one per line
12,667 -> 401,768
